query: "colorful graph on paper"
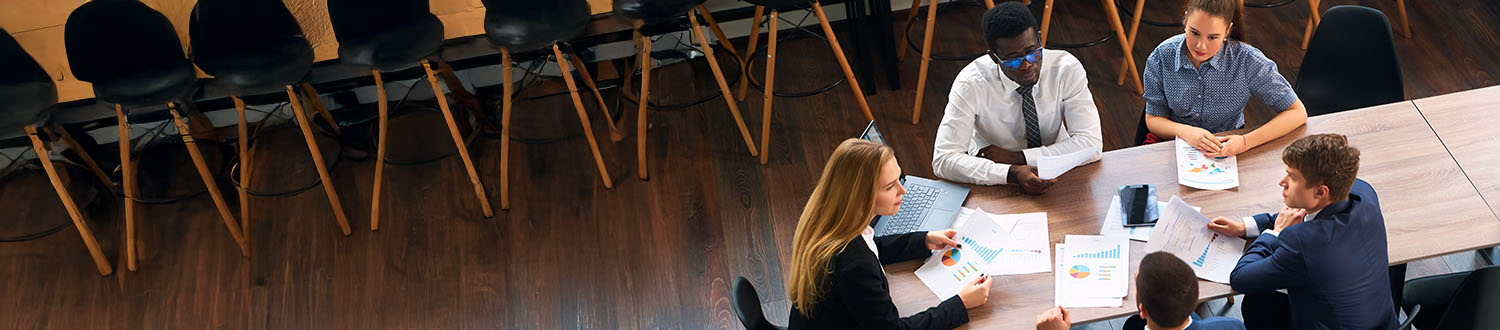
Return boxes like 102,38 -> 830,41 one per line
1072,245 -> 1122,260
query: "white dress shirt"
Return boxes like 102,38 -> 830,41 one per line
932,49 -> 1103,185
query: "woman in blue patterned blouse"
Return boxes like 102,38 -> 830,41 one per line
1141,0 -> 1308,157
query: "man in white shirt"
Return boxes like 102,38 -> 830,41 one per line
932,2 -> 1102,194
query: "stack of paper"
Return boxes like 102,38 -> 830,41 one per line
952,208 -> 1052,275
1100,195 -> 1201,242
914,212 -> 1013,298
1144,196 -> 1247,283
1175,138 -> 1240,190
1055,235 -> 1130,308
1037,147 -> 1099,180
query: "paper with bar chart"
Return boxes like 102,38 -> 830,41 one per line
914,211 -> 1013,298
1145,196 -> 1247,283
1100,195 -> 1201,241
1175,138 -> 1239,190
1058,235 -> 1130,299
949,208 -> 1053,275
1054,245 -> 1125,308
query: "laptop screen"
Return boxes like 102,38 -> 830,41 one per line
860,121 -> 887,146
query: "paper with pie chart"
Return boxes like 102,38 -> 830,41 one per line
1057,235 -> 1130,300
1054,245 -> 1125,308
1175,138 -> 1240,190
914,211 -> 1013,299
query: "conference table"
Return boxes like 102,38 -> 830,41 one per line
884,98 -> 1500,328
1413,85 -> 1500,217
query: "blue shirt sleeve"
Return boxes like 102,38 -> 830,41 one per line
1242,45 -> 1298,112
1143,48 -> 1171,117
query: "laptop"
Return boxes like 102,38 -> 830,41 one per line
860,121 -> 971,237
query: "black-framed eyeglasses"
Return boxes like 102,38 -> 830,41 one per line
987,33 -> 1044,70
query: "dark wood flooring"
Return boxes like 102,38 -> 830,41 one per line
1,0 -> 1497,328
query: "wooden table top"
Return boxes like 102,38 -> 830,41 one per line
2,0 -> 615,103
1413,85 -> 1500,218
885,99 -> 1500,328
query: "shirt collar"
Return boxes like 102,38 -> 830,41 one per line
988,51 -> 1040,94
1146,317 -> 1192,330
1175,38 -> 1227,72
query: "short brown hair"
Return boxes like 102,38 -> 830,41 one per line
1182,0 -> 1246,41
1282,134 -> 1361,202
1137,252 -> 1197,327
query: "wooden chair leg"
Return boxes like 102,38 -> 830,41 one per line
421,60 -> 494,218
1117,0 -> 1146,85
1040,0 -> 1055,46
566,48 -> 623,142
286,86 -> 353,236
115,105 -> 137,271
26,125 -> 112,275
984,0 -> 995,8
737,6 -> 766,101
1102,0 -> 1144,94
232,96 -> 250,244
45,126 -> 112,188
760,11 -> 780,165
168,104 -> 249,257
689,11 -> 760,157
552,44 -> 616,189
435,61 -> 489,135
898,0 -> 923,62
298,84 -> 342,136
370,69 -> 388,231
1396,0 -> 1410,38
636,32 -> 653,181
1300,0 -> 1321,50
812,2 -> 876,122
911,0 -> 940,124
696,4 -> 742,63
499,48 -> 514,210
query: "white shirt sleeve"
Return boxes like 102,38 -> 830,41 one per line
1243,216 -> 1261,238
933,78 -> 1013,185
1020,56 -> 1103,165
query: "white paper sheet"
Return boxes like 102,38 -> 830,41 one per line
1060,235 -> 1130,298
1101,195 -> 1201,241
1054,244 -> 1124,308
1144,196 -> 1247,283
1037,147 -> 1099,180
1175,138 -> 1240,190
915,212 -> 1013,298
953,208 -> 1053,275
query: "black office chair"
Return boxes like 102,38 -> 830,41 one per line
732,277 -> 787,330
2,26 -> 114,276
481,0 -> 618,210
736,0 -> 876,164
1295,5 -> 1403,117
326,0 -> 494,230
65,0 -> 250,264
190,0 -> 354,239
614,0 -> 759,179
1401,265 -> 1500,330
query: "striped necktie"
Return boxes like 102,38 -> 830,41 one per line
1018,84 -> 1041,148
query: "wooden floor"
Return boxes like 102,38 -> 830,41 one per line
1,0 -> 1497,329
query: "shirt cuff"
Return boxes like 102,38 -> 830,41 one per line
1023,147 -> 1042,167
1262,229 -> 1279,237
1242,217 -> 1260,238
995,162 -> 1014,185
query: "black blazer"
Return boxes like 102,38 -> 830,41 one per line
788,231 -> 969,330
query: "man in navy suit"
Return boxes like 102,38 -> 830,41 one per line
1206,134 -> 1398,330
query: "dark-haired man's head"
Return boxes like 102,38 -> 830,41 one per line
981,1 -> 1041,86
1136,252 -> 1198,329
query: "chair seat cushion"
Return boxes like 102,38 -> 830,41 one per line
336,15 -> 444,71
0,81 -> 56,133
196,37 -> 314,93
614,0 -> 706,22
482,1 -> 589,53
92,60 -> 197,107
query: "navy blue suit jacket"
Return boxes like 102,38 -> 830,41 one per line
1230,179 -> 1398,330
1187,313 -> 1247,330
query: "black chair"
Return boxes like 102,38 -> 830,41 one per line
614,0 -> 759,178
736,0 -> 876,164
190,0 -> 354,238
1296,5 -> 1403,117
1401,265 -> 1500,330
732,277 -> 787,330
1134,113 -> 1151,147
2,26 -> 114,275
65,0 -> 250,265
481,0 -> 618,210
326,0 -> 494,230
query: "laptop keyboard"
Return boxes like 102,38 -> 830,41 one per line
876,183 -> 942,236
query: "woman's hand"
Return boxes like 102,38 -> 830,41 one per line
1182,126 -> 1222,155
959,274 -> 992,309
1207,135 -> 1248,157
926,229 -> 960,250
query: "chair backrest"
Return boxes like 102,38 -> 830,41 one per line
613,0 -> 705,22
732,277 -> 780,330
1434,266 -> 1500,329
481,0 -> 590,53
327,0 -> 433,43
0,26 -> 57,133
1134,114 -> 1150,146
325,0 -> 443,70
1295,5 -> 1403,117
64,0 -> 189,86
189,0 -> 314,92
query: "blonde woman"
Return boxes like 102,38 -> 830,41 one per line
787,139 -> 990,329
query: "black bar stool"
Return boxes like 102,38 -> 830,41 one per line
1,27 -> 114,275
481,0 -> 619,210
614,0 -> 759,178
736,0 -> 876,163
65,0 -> 250,268
189,0 -> 354,238
326,0 -> 495,230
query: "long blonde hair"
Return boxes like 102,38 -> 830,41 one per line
788,139 -> 895,317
